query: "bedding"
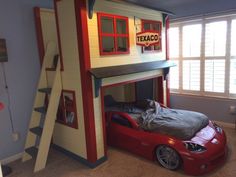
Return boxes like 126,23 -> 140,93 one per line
136,100 -> 209,140
104,96 -> 209,140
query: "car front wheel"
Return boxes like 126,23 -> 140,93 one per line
156,145 -> 181,170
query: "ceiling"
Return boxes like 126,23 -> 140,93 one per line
116,0 -> 236,19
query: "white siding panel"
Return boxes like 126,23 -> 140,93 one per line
53,0 -> 87,159
88,0 -> 166,68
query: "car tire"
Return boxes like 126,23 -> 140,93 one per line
156,145 -> 181,170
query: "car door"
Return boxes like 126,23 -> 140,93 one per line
107,113 -> 141,152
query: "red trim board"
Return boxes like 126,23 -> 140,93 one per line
34,7 -> 45,67
74,0 -> 97,163
156,76 -> 164,104
56,90 -> 78,129
34,6 -> 64,70
0,102 -> 4,111
97,12 -> 130,55
100,89 -> 108,157
54,0 -> 64,71
141,19 -> 162,53
165,16 -> 170,107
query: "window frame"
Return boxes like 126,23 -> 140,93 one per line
229,19 -> 236,96
56,90 -> 78,129
141,19 -> 162,53
181,23 -> 202,93
169,15 -> 236,99
97,12 -> 130,55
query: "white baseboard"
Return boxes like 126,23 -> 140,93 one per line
0,152 -> 23,165
214,121 -> 235,129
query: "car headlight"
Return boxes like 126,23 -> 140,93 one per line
213,122 -> 223,134
184,142 -> 206,152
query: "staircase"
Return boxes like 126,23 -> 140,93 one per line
22,42 -> 62,172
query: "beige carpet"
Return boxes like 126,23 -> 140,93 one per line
7,127 -> 236,177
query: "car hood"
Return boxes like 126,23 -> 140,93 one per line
190,124 -> 216,145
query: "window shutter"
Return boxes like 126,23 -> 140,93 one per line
183,60 -> 200,91
230,59 -> 236,94
205,21 -> 227,57
230,20 -> 236,94
170,16 -> 236,97
205,60 -> 225,93
169,60 -> 179,89
169,27 -> 179,58
231,20 -> 236,56
183,24 -> 202,57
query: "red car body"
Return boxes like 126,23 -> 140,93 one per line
0,102 -> 4,111
105,111 -> 227,176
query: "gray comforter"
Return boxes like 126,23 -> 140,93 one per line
137,100 -> 209,140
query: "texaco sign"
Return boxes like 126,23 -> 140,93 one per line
136,31 -> 160,47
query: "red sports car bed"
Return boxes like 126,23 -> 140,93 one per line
104,95 -> 227,176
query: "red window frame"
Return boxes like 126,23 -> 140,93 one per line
97,12 -> 130,55
141,19 -> 162,53
56,90 -> 78,129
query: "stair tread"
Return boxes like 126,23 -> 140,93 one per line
38,88 -> 52,94
34,107 -> 47,114
25,147 -> 38,158
30,127 -> 43,136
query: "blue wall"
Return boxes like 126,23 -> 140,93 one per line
0,0 -> 53,160
170,94 -> 236,124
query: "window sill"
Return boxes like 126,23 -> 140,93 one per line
100,51 -> 130,56
170,91 -> 236,101
56,120 -> 78,129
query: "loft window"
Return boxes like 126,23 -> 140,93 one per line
141,20 -> 162,52
56,90 -> 78,129
97,13 -> 129,55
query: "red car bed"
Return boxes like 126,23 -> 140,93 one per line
104,96 -> 227,176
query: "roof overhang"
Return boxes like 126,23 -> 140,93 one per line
106,0 -> 174,16
89,60 -> 176,97
88,0 -> 174,19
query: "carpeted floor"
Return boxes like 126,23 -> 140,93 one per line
6,127 -> 236,177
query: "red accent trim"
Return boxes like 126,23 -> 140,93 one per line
141,19 -> 162,30
45,67 -> 56,71
165,16 -> 170,107
100,89 -> 108,157
156,76 -> 164,104
34,7 -> 45,67
56,90 -> 78,129
97,12 -> 130,55
74,0 -> 97,162
141,19 -> 162,53
0,102 -> 4,111
54,0 -> 64,71
34,7 -> 52,113
165,17 -> 170,60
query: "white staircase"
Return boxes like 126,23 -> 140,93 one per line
22,42 -> 62,172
